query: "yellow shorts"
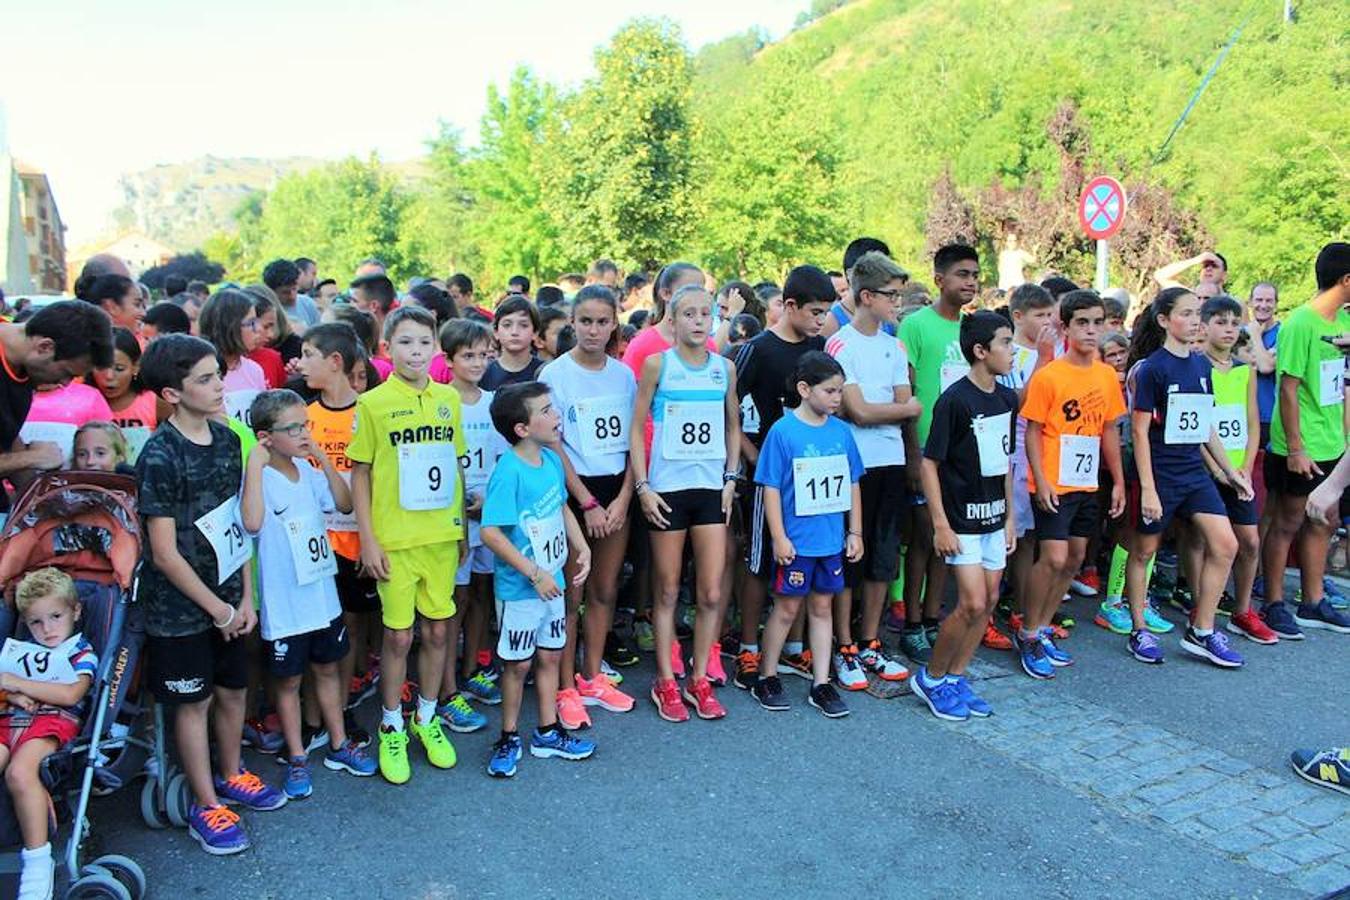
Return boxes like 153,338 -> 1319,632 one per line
378,542 -> 459,629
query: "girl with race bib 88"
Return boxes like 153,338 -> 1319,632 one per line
630,284 -> 742,722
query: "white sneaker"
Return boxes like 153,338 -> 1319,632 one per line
600,658 -> 623,685
858,640 -> 909,682
17,845 -> 53,900
832,647 -> 867,691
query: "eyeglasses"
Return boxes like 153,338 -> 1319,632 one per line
242,319 -> 261,332
868,288 -> 903,300
269,422 -> 308,438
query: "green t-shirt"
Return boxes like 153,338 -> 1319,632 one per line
1269,304 -> 1350,460
1210,361 -> 1251,470
898,306 -> 965,445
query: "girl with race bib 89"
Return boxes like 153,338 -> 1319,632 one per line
630,284 -> 742,722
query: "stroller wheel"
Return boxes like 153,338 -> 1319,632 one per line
66,871 -> 131,900
164,772 -> 191,829
91,855 -> 146,900
139,778 -> 169,830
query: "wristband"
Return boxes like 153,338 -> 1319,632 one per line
214,606 -> 237,629
634,480 -> 650,495
723,472 -> 738,484
581,496 -> 601,512
848,531 -> 862,537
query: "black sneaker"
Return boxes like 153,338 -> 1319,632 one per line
751,675 -> 790,711
808,683 -> 849,718
604,632 -> 640,668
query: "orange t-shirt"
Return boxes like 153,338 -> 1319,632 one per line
1020,357 -> 1126,494
306,398 -> 360,560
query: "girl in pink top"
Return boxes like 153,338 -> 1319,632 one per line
92,327 -> 158,462
21,382 -> 114,467
199,289 -> 268,425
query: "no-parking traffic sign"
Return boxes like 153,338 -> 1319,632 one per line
1078,176 -> 1126,241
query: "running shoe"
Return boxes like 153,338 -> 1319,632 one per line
909,669 -> 970,722
1216,591 -> 1237,618
1017,636 -> 1055,679
529,727 -> 596,761
398,680 -> 419,718
1168,583 -> 1195,617
487,733 -> 523,779
923,622 -> 940,646
1052,607 -> 1077,630
953,675 -> 993,717
189,804 -> 249,855
718,633 -> 741,657
832,644 -> 867,691
378,726 -> 410,784
733,650 -> 761,691
1322,577 -> 1350,611
751,675 -> 790,711
1037,629 -> 1074,667
1293,599 -> 1350,634
409,716 -> 457,769
604,631 -> 641,668
706,642 -> 728,687
859,639 -> 909,681
346,668 -> 377,708
215,769 -> 287,811
1260,601 -> 1305,640
650,677 -> 689,723
1069,569 -> 1100,596
1226,609 -> 1279,645
576,673 -> 635,713
981,620 -> 1014,651
438,693 -> 488,733
1180,627 -> 1244,668
899,627 -> 933,664
682,677 -> 727,720
1143,600 -> 1175,634
463,669 -> 502,705
1251,574 -> 1266,604
1290,747 -> 1350,796
777,650 -> 814,680
1094,599 -> 1132,634
1128,629 -> 1164,664
634,617 -> 655,653
282,756 -> 312,799
808,683 -> 850,718
883,601 -> 908,634
599,658 -> 624,686
242,718 -> 284,754
670,639 -> 686,679
323,739 -> 377,776
555,687 -> 591,730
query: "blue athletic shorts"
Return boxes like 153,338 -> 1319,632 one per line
772,553 -> 845,597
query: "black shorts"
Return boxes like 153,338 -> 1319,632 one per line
1129,479 -> 1226,536
846,465 -> 905,588
567,472 -> 626,522
1217,482 -> 1257,527
335,555 -> 379,614
146,627 -> 250,704
650,488 -> 724,532
1263,452 -> 1342,498
744,483 -> 773,579
266,617 -> 350,678
1033,490 -> 1100,542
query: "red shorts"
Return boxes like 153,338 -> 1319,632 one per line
0,714 -> 79,752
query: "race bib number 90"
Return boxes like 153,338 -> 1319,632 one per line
285,516 -> 338,585
398,444 -> 456,511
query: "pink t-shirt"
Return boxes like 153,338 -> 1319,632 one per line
371,357 -> 394,379
428,352 -> 454,385
26,383 -> 114,426
110,390 -> 157,429
223,357 -> 267,393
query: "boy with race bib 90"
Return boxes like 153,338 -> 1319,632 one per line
348,306 -> 467,784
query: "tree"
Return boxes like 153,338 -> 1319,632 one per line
409,123 -> 475,279
139,251 -> 225,290
924,166 -> 978,258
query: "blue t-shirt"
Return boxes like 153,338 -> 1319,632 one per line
482,446 -> 568,601
754,411 -> 865,556
1255,322 -> 1280,426
1131,347 -> 1214,488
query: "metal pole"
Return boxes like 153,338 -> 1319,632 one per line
1284,0 -> 1293,24
1095,239 -> 1109,291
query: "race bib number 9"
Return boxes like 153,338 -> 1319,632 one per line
1213,404 -> 1248,452
398,444 -> 456,511
661,401 -> 724,461
792,455 -> 850,517
575,396 -> 630,457
1058,434 -> 1100,488
1163,394 -> 1212,445
285,516 -> 338,585
524,509 -> 567,575
0,638 -> 78,685
194,497 -> 249,585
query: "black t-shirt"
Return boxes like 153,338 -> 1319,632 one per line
734,331 -> 826,448
924,377 -> 1019,534
0,347 -> 35,512
481,355 -> 543,391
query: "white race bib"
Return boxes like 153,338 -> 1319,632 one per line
323,471 -> 357,532
940,360 -> 971,393
1163,393 -> 1212,445
1319,358 -> 1344,407
398,444 -> 456,510
194,497 -> 249,585
285,516 -> 338,585
1213,404 -> 1248,452
1058,434 -> 1101,488
575,395 -> 630,457
524,508 -> 567,575
661,401 -> 724,460
972,413 -> 1012,477
19,421 -> 76,466
0,638 -> 78,684
792,454 -> 851,516
739,394 -> 760,437
224,390 -> 261,427
121,426 -> 153,464
459,439 -> 491,492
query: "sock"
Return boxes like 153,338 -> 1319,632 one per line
381,706 -> 403,731
1191,626 -> 1213,637
918,667 -> 944,688
1107,544 -> 1128,603
784,641 -> 803,656
742,642 -> 759,654
415,694 -> 437,726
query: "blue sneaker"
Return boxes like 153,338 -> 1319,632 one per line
487,734 -> 523,779
214,769 -> 287,811
188,803 -> 249,855
1017,635 -> 1055,679
463,670 -> 502,705
953,676 -> 992,718
1179,627 -> 1244,668
1094,600 -> 1132,634
282,756 -> 312,799
241,718 -> 284,754
529,727 -> 596,761
1322,577 -> 1349,611
1128,629 -> 1164,664
1294,599 -> 1350,634
1260,601 -> 1304,640
323,739 -> 377,777
1290,747 -> 1350,796
1038,628 -> 1073,667
438,693 -> 488,733
909,667 -> 969,721
1143,600 -> 1175,634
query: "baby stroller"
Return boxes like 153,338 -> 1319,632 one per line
0,471 -> 150,900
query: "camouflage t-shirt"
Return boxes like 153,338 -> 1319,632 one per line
135,419 -> 245,638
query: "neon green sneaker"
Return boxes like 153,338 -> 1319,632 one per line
409,717 -> 457,769
378,726 -> 410,785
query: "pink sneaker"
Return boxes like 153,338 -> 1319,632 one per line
651,677 -> 688,723
576,673 -> 635,713
556,687 -> 591,730
670,639 -> 686,679
706,642 -> 728,686
681,676 -> 727,720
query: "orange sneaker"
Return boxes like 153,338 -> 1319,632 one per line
682,676 -> 727,720
576,673 -> 635,712
651,677 -> 689,723
556,687 -> 591,730
982,620 -> 1014,650
733,650 -> 760,690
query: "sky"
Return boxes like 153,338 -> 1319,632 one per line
1,0 -> 806,245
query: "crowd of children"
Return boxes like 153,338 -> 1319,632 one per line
0,239 -> 1347,875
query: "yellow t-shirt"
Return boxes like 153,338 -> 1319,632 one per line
346,375 -> 466,552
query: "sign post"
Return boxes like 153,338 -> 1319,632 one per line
1078,176 -> 1126,291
